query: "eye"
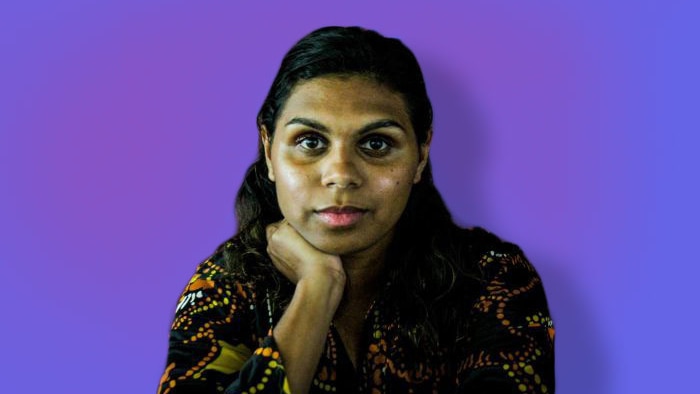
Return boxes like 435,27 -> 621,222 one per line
295,133 -> 327,152
359,135 -> 392,155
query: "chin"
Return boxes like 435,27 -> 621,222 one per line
313,240 -> 364,256
312,233 -> 390,259
296,223 -> 395,259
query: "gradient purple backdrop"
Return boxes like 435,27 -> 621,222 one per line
2,1 -> 698,393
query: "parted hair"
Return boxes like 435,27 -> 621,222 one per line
217,26 -> 492,359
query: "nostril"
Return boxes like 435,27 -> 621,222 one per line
321,162 -> 362,189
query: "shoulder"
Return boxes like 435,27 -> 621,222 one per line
456,227 -> 553,335
173,251 -> 261,319
452,229 -> 556,392
460,227 -> 554,343
458,227 -> 540,283
182,251 -> 248,292
160,252 -> 277,393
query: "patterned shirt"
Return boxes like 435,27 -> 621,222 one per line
158,235 -> 555,393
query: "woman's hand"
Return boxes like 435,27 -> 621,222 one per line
266,219 -> 346,286
265,219 -> 346,394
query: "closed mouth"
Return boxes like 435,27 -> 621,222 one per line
316,206 -> 368,214
315,206 -> 368,227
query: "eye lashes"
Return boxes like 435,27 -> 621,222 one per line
294,132 -> 324,144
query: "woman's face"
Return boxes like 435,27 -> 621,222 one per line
263,75 -> 430,258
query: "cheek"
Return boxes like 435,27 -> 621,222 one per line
376,171 -> 415,200
276,170 -> 306,192
273,164 -> 314,209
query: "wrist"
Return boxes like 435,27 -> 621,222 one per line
300,258 -> 346,286
297,274 -> 345,309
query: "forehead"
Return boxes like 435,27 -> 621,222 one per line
276,75 -> 411,129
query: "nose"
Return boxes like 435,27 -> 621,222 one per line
321,144 -> 362,189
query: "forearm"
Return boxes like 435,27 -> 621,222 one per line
273,275 -> 344,394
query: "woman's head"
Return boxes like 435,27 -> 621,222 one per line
236,26 -> 439,238
254,27 -> 435,257
262,74 -> 430,257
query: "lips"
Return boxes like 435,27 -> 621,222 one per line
315,206 -> 367,227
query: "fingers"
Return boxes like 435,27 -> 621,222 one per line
266,221 -> 278,240
266,221 -> 281,259
265,218 -> 344,286
266,220 -> 295,260
266,218 -> 287,238
266,219 -> 301,284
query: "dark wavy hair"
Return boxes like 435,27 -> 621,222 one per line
217,26 -> 493,359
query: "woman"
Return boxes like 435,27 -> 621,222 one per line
158,26 -> 555,394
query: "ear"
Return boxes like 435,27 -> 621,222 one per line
413,128 -> 432,184
261,126 -> 275,182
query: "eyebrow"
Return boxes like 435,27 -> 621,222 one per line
285,117 -> 329,132
285,117 -> 407,134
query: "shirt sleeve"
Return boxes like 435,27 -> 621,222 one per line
158,258 -> 291,394
456,247 -> 555,394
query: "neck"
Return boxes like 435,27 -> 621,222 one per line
336,232 -> 392,317
342,253 -> 386,301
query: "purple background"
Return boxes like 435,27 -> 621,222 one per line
2,1 -> 698,393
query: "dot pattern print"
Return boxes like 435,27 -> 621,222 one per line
158,229 -> 555,393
